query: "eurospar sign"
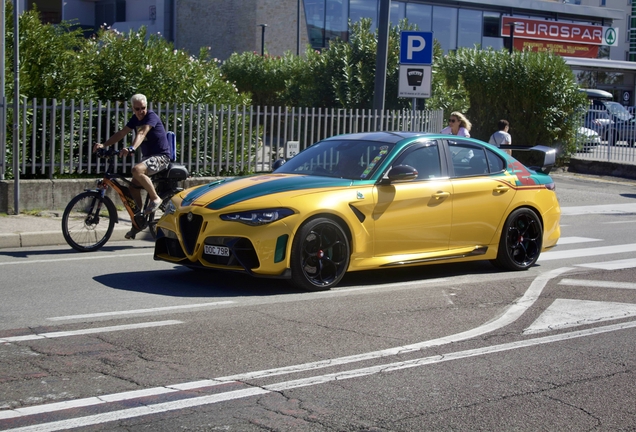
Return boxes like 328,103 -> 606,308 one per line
501,17 -> 618,58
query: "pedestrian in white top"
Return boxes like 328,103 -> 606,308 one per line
441,112 -> 471,137
489,119 -> 512,154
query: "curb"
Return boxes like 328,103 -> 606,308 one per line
0,227 -> 154,249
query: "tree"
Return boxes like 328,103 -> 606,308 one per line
436,47 -> 587,146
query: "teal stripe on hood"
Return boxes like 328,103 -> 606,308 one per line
181,178 -> 233,206
206,176 -> 355,210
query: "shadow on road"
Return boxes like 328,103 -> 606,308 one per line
94,259 -> 506,298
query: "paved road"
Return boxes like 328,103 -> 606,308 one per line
1,172 -> 636,431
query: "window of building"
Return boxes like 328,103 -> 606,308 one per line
350,0 -> 378,32
325,0 -> 348,44
390,1 -> 406,27
432,6 -> 457,52
304,0 -> 326,48
405,3 -> 432,31
95,0 -> 126,28
458,9 -> 482,48
28,0 -> 61,24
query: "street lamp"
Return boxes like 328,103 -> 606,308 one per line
258,24 -> 268,56
506,21 -> 523,54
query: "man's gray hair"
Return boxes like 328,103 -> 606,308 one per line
131,94 -> 147,106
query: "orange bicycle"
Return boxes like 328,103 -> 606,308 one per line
61,147 -> 188,252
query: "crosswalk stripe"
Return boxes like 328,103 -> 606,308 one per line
575,258 -> 636,270
539,243 -> 636,261
560,203 -> 636,216
555,237 -> 601,245
559,278 -> 636,289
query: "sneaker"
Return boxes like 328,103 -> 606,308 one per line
125,227 -> 140,240
145,197 -> 162,214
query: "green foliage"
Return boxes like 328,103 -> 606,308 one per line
434,48 -> 587,147
225,18 -> 414,110
81,27 -> 250,105
221,50 -> 304,106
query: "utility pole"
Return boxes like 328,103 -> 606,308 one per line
373,0 -> 391,113
13,0 -> 19,213
258,24 -> 267,56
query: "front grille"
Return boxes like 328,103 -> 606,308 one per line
155,237 -> 186,259
179,213 -> 204,255
201,236 -> 260,270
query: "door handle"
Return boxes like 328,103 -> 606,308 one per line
432,191 -> 450,200
494,185 -> 510,194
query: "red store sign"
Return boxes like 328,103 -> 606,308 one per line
501,17 -> 604,45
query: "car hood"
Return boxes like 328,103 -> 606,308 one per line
180,174 -> 360,210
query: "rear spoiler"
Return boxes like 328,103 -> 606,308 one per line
507,145 -> 556,174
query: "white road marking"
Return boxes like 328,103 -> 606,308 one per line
559,278 -> 636,290
556,237 -> 601,245
539,243 -> 636,261
47,302 -> 235,321
0,380 -> 230,420
0,321 -> 182,343
332,278 -> 448,293
602,220 -> 633,225
4,320 -> 636,431
560,203 -> 636,216
576,258 -> 636,270
1,388 -> 270,432
0,252 -> 153,266
0,267 -> 573,424
523,299 -> 636,334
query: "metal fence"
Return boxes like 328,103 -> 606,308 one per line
573,105 -> 636,164
0,98 -> 444,179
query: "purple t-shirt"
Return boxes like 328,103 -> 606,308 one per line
126,110 -> 170,158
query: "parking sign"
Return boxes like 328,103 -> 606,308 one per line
399,31 -> 433,65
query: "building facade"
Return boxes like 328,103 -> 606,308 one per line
20,0 -> 636,102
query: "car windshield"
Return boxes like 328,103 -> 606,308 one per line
604,101 -> 633,121
274,139 -> 395,179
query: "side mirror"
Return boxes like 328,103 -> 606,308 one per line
383,165 -> 418,184
272,159 -> 286,171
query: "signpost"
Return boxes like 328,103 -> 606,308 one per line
398,31 -> 433,102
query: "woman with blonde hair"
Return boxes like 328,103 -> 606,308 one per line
441,111 -> 471,137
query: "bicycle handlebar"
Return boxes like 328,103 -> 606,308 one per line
95,147 -> 123,158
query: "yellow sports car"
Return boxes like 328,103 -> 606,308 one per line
154,132 -> 560,291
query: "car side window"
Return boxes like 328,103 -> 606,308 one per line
449,141 -> 488,176
486,149 -> 505,173
395,142 -> 441,180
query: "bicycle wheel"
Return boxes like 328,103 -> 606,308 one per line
62,191 -> 116,252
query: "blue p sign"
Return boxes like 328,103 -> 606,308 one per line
399,31 -> 433,65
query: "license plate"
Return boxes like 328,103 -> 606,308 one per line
204,245 -> 230,257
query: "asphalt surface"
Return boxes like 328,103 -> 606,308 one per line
0,169 -> 634,250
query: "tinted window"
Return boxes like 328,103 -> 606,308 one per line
449,141 -> 488,176
275,139 -> 394,179
394,142 -> 441,180
486,149 -> 505,173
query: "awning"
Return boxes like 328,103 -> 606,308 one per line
564,57 -> 636,72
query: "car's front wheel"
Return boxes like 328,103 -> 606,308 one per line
290,217 -> 350,291
493,208 -> 543,271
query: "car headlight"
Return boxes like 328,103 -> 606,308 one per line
164,200 -> 176,215
220,208 -> 294,226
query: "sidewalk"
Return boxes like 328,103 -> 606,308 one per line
0,210 -> 153,249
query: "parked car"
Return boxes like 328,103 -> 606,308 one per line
581,88 -> 636,146
576,126 -> 602,152
154,132 -> 561,291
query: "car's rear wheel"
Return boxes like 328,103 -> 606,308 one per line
290,217 -> 350,291
493,208 -> 542,271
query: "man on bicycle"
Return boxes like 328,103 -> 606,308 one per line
93,93 -> 171,220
